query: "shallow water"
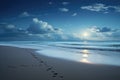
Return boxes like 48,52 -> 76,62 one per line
0,41 -> 120,66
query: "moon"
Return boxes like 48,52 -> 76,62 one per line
83,32 -> 89,37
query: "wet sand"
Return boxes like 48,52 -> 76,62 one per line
0,45 -> 120,80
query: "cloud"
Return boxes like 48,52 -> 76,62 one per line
81,3 -> 109,12
81,3 -> 120,13
87,26 -> 120,40
27,18 -> 68,40
111,6 -> 120,12
27,18 -> 62,34
0,22 -> 65,41
0,18 -> 68,41
62,2 -> 69,5
59,8 -> 69,12
1,21 -> 119,41
0,23 -> 28,37
49,2 -> 53,5
89,26 -> 118,33
19,12 -> 30,17
73,26 -> 120,41
19,12 -> 45,18
72,13 -> 77,16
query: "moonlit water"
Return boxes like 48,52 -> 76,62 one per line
0,41 -> 120,66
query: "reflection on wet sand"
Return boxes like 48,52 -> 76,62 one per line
80,49 -> 91,63
80,58 -> 90,63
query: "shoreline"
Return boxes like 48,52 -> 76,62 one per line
0,45 -> 120,80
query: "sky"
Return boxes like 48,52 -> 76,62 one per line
0,0 -> 120,41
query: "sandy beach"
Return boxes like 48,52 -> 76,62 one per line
0,45 -> 120,80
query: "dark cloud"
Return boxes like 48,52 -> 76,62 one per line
88,26 -> 120,40
99,27 -> 111,32
89,26 -> 117,32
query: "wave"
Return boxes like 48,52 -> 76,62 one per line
52,42 -> 120,52
0,41 -> 120,52
56,46 -> 120,52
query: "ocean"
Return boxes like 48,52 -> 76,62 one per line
0,41 -> 120,66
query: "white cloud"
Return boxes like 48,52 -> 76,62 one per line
72,13 -> 77,16
19,11 -> 30,17
49,2 -> 53,5
7,24 -> 15,29
104,11 -> 109,14
19,12 -> 45,18
59,8 -> 69,12
81,3 -> 120,13
62,2 -> 69,5
33,18 -> 39,23
81,3 -> 109,12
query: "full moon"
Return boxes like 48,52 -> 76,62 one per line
83,32 -> 89,37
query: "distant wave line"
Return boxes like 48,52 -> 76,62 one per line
55,46 -> 120,52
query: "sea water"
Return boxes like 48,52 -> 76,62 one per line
0,41 -> 120,66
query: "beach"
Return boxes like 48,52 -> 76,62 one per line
0,45 -> 120,80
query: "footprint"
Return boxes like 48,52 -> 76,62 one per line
60,76 -> 64,78
51,70 -> 55,73
28,50 -> 65,80
20,64 -> 29,67
52,72 -> 58,78
8,65 -> 17,69
52,75 -> 56,77
53,73 -> 58,75
46,67 -> 52,71
31,64 -> 38,67
43,62 -> 49,67
40,60 -> 44,63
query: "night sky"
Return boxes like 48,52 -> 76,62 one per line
0,0 -> 120,41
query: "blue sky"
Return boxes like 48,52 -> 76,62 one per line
0,0 -> 120,41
